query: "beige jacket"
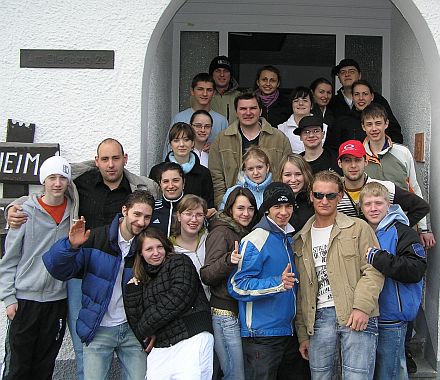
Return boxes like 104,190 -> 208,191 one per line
208,117 -> 292,207
293,212 -> 384,343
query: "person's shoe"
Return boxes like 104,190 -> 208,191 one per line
406,350 -> 417,374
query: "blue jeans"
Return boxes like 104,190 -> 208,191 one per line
67,278 -> 84,380
212,313 -> 245,380
83,322 -> 147,380
374,322 -> 408,380
309,307 -> 378,380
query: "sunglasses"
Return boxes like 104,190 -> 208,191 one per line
312,192 -> 339,200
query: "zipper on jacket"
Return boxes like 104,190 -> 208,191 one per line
394,281 -> 403,312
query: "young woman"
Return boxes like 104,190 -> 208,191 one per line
201,187 -> 259,380
310,77 -> 335,128
254,65 -> 291,128
124,228 -> 214,380
170,194 -> 210,298
149,122 -> 215,215
278,86 -> 328,153
219,146 -> 273,210
190,110 -> 213,168
276,153 -> 314,232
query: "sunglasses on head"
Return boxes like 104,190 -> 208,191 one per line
312,192 -> 338,200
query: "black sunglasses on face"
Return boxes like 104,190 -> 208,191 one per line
312,192 -> 338,200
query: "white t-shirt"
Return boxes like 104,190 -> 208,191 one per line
311,223 -> 335,309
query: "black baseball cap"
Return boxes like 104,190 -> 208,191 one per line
294,115 -> 324,136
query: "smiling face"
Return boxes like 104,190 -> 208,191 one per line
300,126 -> 324,149
281,161 -> 305,194
313,82 -> 333,108
231,195 -> 255,228
191,113 -> 212,145
292,95 -> 312,117
160,169 -> 184,200
170,133 -> 194,161
177,206 -> 205,236
267,203 -> 294,228
121,203 -> 153,239
190,81 -> 215,107
353,84 -> 374,111
256,69 -> 280,96
362,116 -> 388,143
140,237 -> 166,266
360,195 -> 389,229
244,156 -> 270,184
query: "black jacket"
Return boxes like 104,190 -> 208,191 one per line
124,254 -> 212,348
259,94 -> 292,128
328,89 -> 403,144
149,152 -> 214,208
290,190 -> 314,232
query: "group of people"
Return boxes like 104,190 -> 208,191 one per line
0,55 -> 436,380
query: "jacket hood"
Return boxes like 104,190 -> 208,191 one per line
170,229 -> 208,254
376,204 -> 409,231
208,212 -> 249,237
242,172 -> 273,192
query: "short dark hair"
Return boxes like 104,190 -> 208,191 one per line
352,79 -> 374,95
96,138 -> 124,156
190,109 -> 213,125
234,92 -> 262,111
157,162 -> 184,183
312,170 -> 344,193
168,122 -> 195,143
191,73 -> 215,89
223,187 -> 259,229
254,65 -> 281,90
290,86 -> 314,104
123,190 -> 155,211
309,77 -> 333,93
361,103 -> 388,124
132,228 -> 174,280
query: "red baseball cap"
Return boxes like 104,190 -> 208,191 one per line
338,140 -> 366,160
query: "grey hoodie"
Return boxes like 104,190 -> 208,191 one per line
0,193 -> 75,307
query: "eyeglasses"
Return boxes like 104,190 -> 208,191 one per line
191,123 -> 212,130
312,192 -> 339,200
339,69 -> 358,76
301,128 -> 322,136
181,211 -> 206,220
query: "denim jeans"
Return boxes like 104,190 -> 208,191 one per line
309,307 -> 378,380
374,322 -> 408,380
67,278 -> 84,380
83,322 -> 147,380
212,313 -> 245,380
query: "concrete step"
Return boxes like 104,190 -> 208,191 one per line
408,347 -> 437,379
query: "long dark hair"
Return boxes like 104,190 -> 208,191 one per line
223,187 -> 259,230
132,228 -> 174,281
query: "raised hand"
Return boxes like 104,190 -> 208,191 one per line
230,241 -> 242,264
69,217 -> 91,249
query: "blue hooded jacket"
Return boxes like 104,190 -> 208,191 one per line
228,215 -> 297,337
367,205 -> 426,323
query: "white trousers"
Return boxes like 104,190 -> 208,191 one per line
146,331 -> 214,380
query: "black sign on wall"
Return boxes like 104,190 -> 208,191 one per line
0,143 -> 60,184
20,49 -> 115,69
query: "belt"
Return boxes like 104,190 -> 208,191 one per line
211,307 -> 237,317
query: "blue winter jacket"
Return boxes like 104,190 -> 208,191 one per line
228,215 -> 297,337
43,214 -> 136,344
367,205 -> 426,323
219,172 -> 273,210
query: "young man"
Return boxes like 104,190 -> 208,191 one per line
228,182 -> 309,380
0,156 -> 74,380
361,104 -> 436,249
337,139 -> 430,229
43,190 -> 154,380
295,170 -> 384,379
164,72 -> 228,158
209,92 -> 292,206
296,114 -> 341,174
329,58 -> 403,144
6,138 -> 159,380
360,182 -> 426,380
